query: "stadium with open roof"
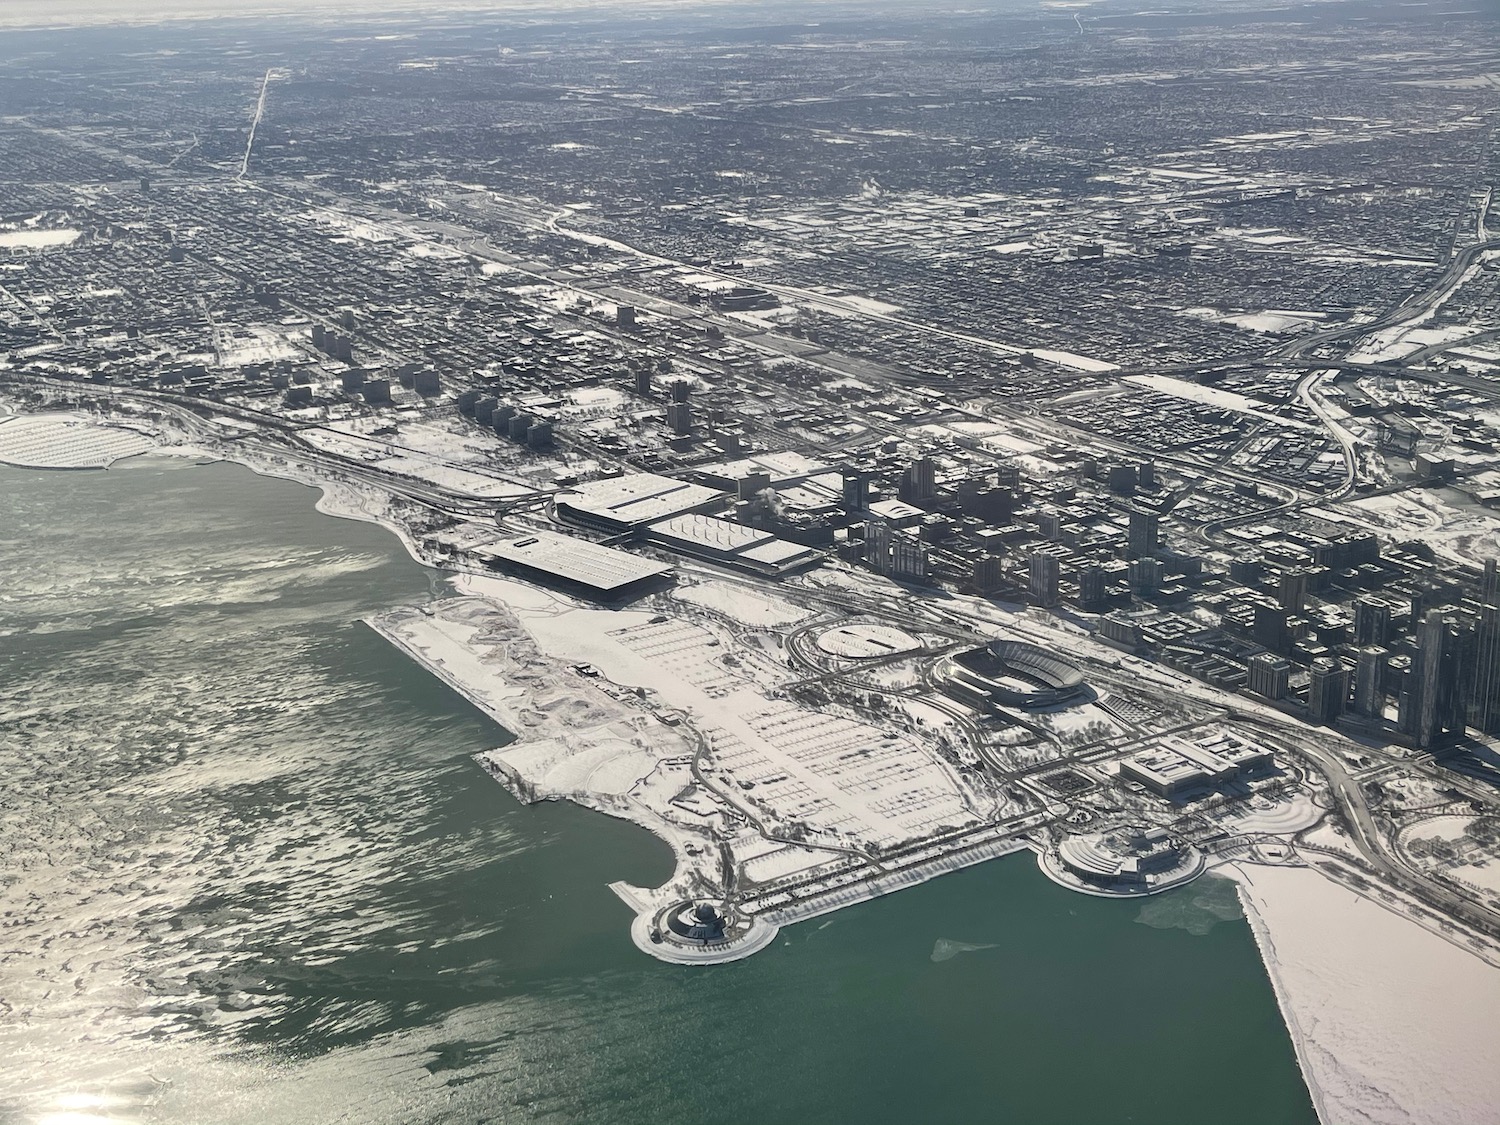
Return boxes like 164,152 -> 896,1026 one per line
935,638 -> 1087,710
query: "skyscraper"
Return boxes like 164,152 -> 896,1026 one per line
1248,652 -> 1291,700
1253,602 -> 1291,653
1402,611 -> 1462,749
1353,646 -> 1389,718
1127,509 -> 1159,557
1029,549 -> 1061,607
1353,597 -> 1391,647
841,468 -> 871,512
972,554 -> 1004,594
1229,555 -> 1264,585
1106,464 -> 1137,495
1278,568 -> 1309,613
1307,657 -> 1349,724
1128,556 -> 1165,593
865,518 -> 891,572
899,457 -> 936,504
867,519 -> 927,582
1078,564 -> 1107,611
1468,603 -> 1500,735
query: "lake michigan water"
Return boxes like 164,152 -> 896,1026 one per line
0,457 -> 1317,1125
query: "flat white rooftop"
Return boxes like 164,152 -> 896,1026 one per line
776,472 -> 844,510
559,472 -> 725,527
1120,746 -> 1206,790
869,498 -> 925,524
698,450 -> 832,485
647,513 -> 822,572
651,513 -> 768,551
474,531 -> 672,593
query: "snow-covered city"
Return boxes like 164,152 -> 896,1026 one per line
4,2 -> 1500,1123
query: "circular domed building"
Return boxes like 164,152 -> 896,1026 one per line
635,898 -> 780,964
669,902 -> 728,944
1039,824 -> 1204,897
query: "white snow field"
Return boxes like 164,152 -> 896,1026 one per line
0,413 -> 155,468
1232,862 -> 1500,1125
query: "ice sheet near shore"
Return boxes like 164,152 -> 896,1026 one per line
1231,862 -> 1500,1125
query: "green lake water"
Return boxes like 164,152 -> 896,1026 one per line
0,457 -> 1317,1125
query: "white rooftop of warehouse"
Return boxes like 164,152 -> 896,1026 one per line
648,513 -> 821,568
559,472 -> 725,526
869,498 -> 925,523
1120,746 -> 1207,789
473,531 -> 672,592
698,450 -> 833,485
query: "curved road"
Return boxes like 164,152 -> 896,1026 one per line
1239,716 -> 1500,939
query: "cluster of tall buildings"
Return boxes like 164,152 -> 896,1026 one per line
1393,563 -> 1500,748
1268,560 -> 1500,748
715,438 -> 1499,753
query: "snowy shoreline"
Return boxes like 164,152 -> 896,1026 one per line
158,440 -> 437,566
162,434 -> 1500,1123
1230,866 -> 1333,1125
1229,861 -> 1500,1125
20,410 -> 1500,1120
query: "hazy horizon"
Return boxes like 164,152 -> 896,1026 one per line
0,0 -> 1228,32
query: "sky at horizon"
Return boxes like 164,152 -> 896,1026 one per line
0,0 -> 1125,32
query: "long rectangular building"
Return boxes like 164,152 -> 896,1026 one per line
556,472 -> 726,532
473,531 -> 673,599
645,513 -> 823,576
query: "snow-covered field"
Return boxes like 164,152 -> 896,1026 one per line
0,413 -> 155,468
836,294 -> 904,316
216,326 -> 306,367
0,227 -> 79,249
300,427 -> 533,498
1347,308 -> 1477,364
673,578 -> 812,627
485,574 -> 986,847
361,567 -> 1014,950
1338,491 -> 1500,564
